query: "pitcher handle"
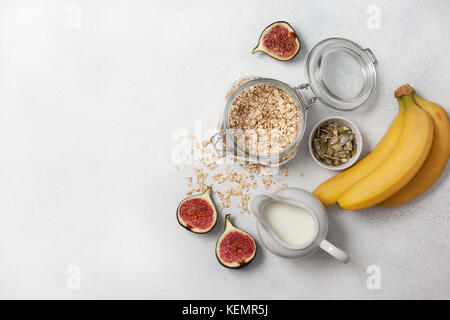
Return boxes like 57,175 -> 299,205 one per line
320,239 -> 350,263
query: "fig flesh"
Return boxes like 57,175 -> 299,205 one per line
216,214 -> 256,269
177,186 -> 218,234
252,21 -> 300,61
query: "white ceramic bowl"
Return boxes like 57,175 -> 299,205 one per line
309,116 -> 363,171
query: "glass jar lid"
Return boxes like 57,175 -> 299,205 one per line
305,38 -> 377,112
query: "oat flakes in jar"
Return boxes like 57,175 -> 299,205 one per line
210,38 -> 378,166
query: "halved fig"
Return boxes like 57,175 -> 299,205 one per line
252,21 -> 300,61
216,214 -> 256,269
177,186 -> 218,233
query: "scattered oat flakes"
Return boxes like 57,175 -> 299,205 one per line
280,166 -> 289,177
177,131 -> 293,214
186,177 -> 193,188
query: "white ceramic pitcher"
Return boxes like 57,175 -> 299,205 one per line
249,187 -> 350,263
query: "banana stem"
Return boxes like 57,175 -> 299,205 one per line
398,94 -> 415,107
398,99 -> 406,116
395,84 -> 415,98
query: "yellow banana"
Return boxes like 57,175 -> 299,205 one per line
313,101 -> 405,205
338,85 -> 434,210
380,91 -> 450,207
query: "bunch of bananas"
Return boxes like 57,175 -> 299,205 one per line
313,84 -> 450,210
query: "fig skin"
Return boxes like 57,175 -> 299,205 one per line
252,21 -> 301,61
215,214 -> 257,269
177,186 -> 218,234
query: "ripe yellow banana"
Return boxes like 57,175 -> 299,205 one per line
380,91 -> 450,207
313,102 -> 405,205
338,85 -> 434,210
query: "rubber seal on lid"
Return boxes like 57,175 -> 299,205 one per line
305,38 -> 377,112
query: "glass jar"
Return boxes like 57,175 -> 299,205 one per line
210,38 -> 377,166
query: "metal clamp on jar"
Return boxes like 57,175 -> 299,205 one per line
210,38 -> 378,167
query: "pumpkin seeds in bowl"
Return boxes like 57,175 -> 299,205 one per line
309,117 -> 362,170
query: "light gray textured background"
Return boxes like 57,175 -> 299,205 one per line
0,0 -> 449,299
